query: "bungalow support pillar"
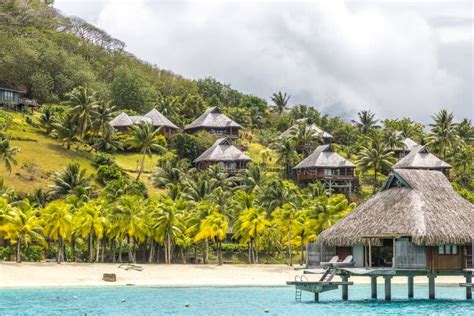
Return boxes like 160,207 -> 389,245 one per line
384,276 -> 392,301
408,276 -> 414,298
466,271 -> 472,300
428,275 -> 436,300
341,275 -> 349,301
314,292 -> 319,302
370,276 -> 377,299
368,239 -> 372,268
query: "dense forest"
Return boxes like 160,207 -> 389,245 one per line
0,0 -> 472,265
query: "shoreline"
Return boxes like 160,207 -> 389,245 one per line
0,262 -> 466,288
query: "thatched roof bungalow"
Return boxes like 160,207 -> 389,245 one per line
294,144 -> 357,196
394,145 -> 451,177
184,107 -> 241,138
110,109 -> 178,137
194,138 -> 251,173
317,169 -> 474,271
392,132 -> 419,158
280,120 -> 334,144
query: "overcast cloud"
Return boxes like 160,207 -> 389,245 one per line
54,0 -> 473,123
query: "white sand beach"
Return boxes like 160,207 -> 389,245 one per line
0,263 -> 466,288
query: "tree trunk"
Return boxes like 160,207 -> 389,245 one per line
95,238 -> 100,262
57,236 -> 63,264
301,242 -> 305,266
217,241 -> 223,265
248,241 -> 252,264
288,226 -> 292,266
148,239 -> 155,264
112,240 -> 116,263
255,237 -> 259,264
71,234 -> 76,262
101,239 -> 105,262
194,246 -> 198,264
181,248 -> 186,264
15,238 -> 21,263
88,233 -> 94,262
167,235 -> 172,264
136,153 -> 146,180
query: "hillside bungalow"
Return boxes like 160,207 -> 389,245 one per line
280,120 -> 334,144
394,145 -> 451,177
193,138 -> 251,173
317,169 -> 474,272
294,144 -> 357,196
392,132 -> 419,158
110,109 -> 179,137
184,107 -> 241,138
0,87 -> 37,112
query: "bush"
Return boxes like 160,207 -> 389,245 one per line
0,246 -> 14,261
23,245 -> 45,262
92,153 -> 116,168
96,165 -> 122,185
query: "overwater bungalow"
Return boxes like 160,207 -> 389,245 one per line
392,132 -> 419,158
110,109 -> 179,137
393,145 -> 451,177
184,107 -> 241,138
193,138 -> 251,173
296,169 -> 473,301
0,86 -> 37,113
279,119 -> 334,144
293,144 -> 357,196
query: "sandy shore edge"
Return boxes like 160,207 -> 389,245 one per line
0,263 -> 466,288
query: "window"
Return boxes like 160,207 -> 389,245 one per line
324,169 -> 333,176
438,245 -> 459,255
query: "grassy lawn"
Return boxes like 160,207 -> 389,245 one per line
113,152 -> 159,173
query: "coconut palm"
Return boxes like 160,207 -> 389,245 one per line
152,159 -> 187,188
233,164 -> 265,193
289,121 -> 322,156
0,136 -> 20,174
91,128 -> 123,153
75,200 -> 108,262
127,122 -> 166,180
352,110 -> 380,134
275,138 -> 299,178
313,194 -> 354,233
272,203 -> 298,266
357,136 -> 394,190
271,91 -> 290,113
66,86 -> 99,137
186,200 -> 218,264
234,207 -> 269,263
194,212 -> 229,265
382,129 -> 404,151
42,200 -> 73,263
456,119 -> 474,144
0,204 -> 45,263
258,178 -> 298,212
50,163 -> 93,199
39,106 -> 55,134
52,115 -> 79,150
182,174 -> 216,202
428,109 -> 458,160
92,101 -> 116,135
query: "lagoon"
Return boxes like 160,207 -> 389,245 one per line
1,285 -> 473,315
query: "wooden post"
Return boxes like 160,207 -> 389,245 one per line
371,276 -> 377,299
341,275 -> 349,301
368,239 -> 372,268
392,238 -> 396,268
466,272 -> 472,300
428,275 -> 436,300
384,276 -> 392,301
408,276 -> 414,298
314,292 -> 319,302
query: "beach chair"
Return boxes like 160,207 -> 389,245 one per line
320,256 -> 339,268
332,255 -> 355,268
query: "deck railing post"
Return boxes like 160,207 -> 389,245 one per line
371,276 -> 377,299
314,292 -> 319,302
428,275 -> 436,300
408,276 -> 414,298
384,276 -> 392,301
341,275 -> 349,301
466,271 -> 472,300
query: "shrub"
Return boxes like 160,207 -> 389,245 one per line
92,152 -> 116,168
96,165 -> 122,185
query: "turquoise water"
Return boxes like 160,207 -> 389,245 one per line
1,285 -> 473,315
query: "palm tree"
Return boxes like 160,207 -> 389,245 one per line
75,200 -> 108,262
258,178 -> 298,212
289,121 -> 322,156
272,203 -> 298,266
0,136 -> 20,174
39,106 -> 55,135
42,200 -> 73,263
357,135 -> 394,190
127,122 -> 166,180
52,115 -> 79,150
455,119 -> 474,144
452,145 -> 473,185
382,129 -> 404,151
0,204 -> 46,263
352,110 -> 380,134
234,207 -> 269,264
152,197 -> 185,264
91,128 -> 123,152
152,159 -> 187,188
271,91 -> 290,113
50,163 -> 92,199
155,96 -> 179,120
92,101 -> 116,135
313,194 -> 354,233
194,212 -> 229,265
428,109 -> 458,160
182,174 -> 216,202
66,86 -> 99,137
275,138 -> 299,178
233,164 -> 265,193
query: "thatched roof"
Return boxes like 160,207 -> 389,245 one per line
318,169 -> 474,246
279,120 -> 333,140
110,112 -> 133,127
110,110 -> 178,129
294,144 -> 355,169
194,138 -> 251,163
184,107 -> 241,131
394,145 -> 451,169
393,132 -> 418,151
144,109 -> 178,129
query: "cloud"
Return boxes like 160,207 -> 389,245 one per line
55,0 -> 473,123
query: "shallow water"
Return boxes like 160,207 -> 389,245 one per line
1,284 -> 473,315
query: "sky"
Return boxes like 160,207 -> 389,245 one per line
54,0 -> 473,123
